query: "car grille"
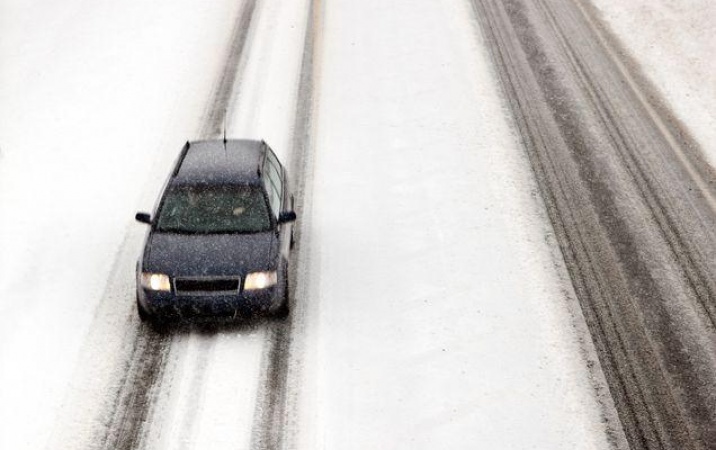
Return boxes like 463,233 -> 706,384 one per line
174,277 -> 240,295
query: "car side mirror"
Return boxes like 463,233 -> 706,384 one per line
135,212 -> 152,225
278,210 -> 297,224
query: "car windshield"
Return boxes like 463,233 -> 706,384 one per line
156,184 -> 272,234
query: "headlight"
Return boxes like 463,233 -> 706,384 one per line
244,271 -> 277,290
141,273 -> 171,291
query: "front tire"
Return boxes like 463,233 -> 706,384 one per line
272,271 -> 290,320
137,296 -> 168,331
137,296 -> 150,322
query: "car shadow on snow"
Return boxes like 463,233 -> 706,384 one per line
141,312 -> 288,336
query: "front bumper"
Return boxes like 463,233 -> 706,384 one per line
138,286 -> 280,320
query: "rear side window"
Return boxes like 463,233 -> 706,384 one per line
262,150 -> 283,217
263,174 -> 280,217
266,147 -> 281,173
265,158 -> 282,194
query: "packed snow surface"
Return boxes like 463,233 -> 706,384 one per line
8,0 -> 708,448
0,0 -> 244,448
293,0 -> 620,448
588,0 -> 716,166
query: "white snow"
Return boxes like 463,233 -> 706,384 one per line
586,0 -> 716,167
140,330 -> 266,450
9,0 -> 707,447
292,0 -> 623,448
0,0 -> 244,448
137,1 -> 312,448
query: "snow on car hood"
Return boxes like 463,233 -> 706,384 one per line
144,231 -> 278,277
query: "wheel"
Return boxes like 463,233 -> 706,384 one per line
272,271 -> 290,320
137,296 -> 150,322
273,298 -> 289,319
137,297 -> 168,331
289,196 -> 296,250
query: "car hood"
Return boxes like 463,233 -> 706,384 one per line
143,231 -> 278,277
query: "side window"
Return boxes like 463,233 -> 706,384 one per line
262,166 -> 281,218
266,164 -> 282,199
267,185 -> 280,218
266,147 -> 281,172
265,149 -> 283,197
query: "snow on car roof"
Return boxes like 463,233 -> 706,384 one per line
173,139 -> 264,185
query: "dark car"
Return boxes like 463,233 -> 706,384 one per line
135,139 -> 296,325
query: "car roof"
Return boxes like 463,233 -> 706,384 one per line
172,139 -> 265,186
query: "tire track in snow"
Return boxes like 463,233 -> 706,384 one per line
99,333 -> 171,450
471,0 -> 716,449
202,0 -> 259,139
90,1 -> 260,449
249,0 -> 322,448
169,334 -> 215,450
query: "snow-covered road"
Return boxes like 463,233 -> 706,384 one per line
0,0 -> 249,448
2,0 -> 715,449
42,0 -> 314,448
474,0 -> 716,448
293,0 -> 621,448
